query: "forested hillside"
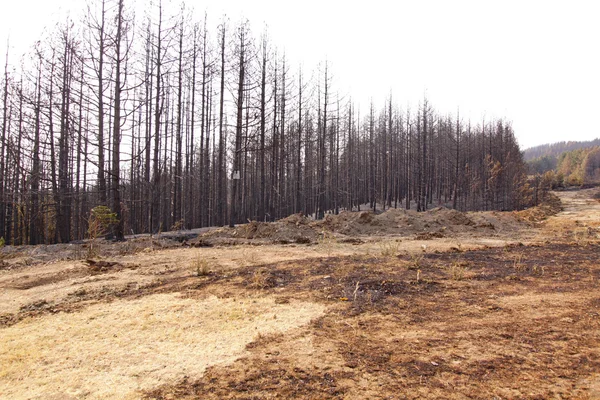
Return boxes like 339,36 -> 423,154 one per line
0,0 -> 530,245
525,134 -> 600,187
524,139 -> 600,162
535,146 -> 600,187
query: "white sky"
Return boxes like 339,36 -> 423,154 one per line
1,0 -> 599,149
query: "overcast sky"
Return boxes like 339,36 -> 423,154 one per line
1,0 -> 599,149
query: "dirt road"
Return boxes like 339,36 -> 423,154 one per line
558,189 -> 600,218
1,189 -> 600,399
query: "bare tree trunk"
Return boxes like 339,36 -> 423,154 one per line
29,55 -> 43,244
11,79 -> 23,244
58,33 -> 74,242
230,24 -> 246,227
188,22 -> 198,228
75,62 -> 84,240
278,55 -> 286,219
369,102 -> 375,212
259,34 -> 267,220
270,56 -> 278,221
0,44 -> 9,239
111,0 -> 125,241
295,67 -> 303,214
453,111 -> 461,210
96,0 -> 107,205
216,21 -> 227,226
200,19 -> 210,227
317,63 -> 328,219
173,12 -> 184,225
419,100 -> 429,212
152,1 -> 163,232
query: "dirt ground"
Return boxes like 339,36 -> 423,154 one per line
1,189 -> 600,399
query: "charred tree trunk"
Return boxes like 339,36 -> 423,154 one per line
111,0 -> 125,241
216,22 -> 227,226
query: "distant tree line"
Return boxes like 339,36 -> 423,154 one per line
528,155 -> 558,176
526,139 -> 600,179
524,138 -> 600,162
533,146 -> 600,188
0,0 -> 531,245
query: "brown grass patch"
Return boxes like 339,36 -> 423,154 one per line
0,293 -> 325,399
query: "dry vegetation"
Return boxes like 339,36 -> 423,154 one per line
2,189 -> 600,399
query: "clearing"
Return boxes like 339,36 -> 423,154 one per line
1,189 -> 600,399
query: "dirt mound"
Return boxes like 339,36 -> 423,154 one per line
196,215 -> 318,245
85,259 -> 124,274
279,213 -> 311,225
194,202 -> 544,245
313,207 -> 476,237
515,192 -> 563,222
427,207 -> 475,226
313,211 -> 386,236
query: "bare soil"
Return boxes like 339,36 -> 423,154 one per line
1,189 -> 600,399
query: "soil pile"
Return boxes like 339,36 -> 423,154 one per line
198,214 -> 318,245
514,192 -> 563,222
314,210 -> 391,235
314,207 -> 479,238
195,205 -> 519,245
85,259 -> 124,274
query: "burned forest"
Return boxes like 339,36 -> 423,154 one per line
3,1 -> 600,399
0,0 -> 529,245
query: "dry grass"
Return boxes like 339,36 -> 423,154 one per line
573,226 -> 600,246
249,268 -> 273,289
512,253 -> 525,271
0,293 -> 325,400
407,254 -> 423,270
318,230 -> 337,256
192,255 -> 211,276
239,248 -> 260,267
447,260 -> 470,280
379,240 -> 400,257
